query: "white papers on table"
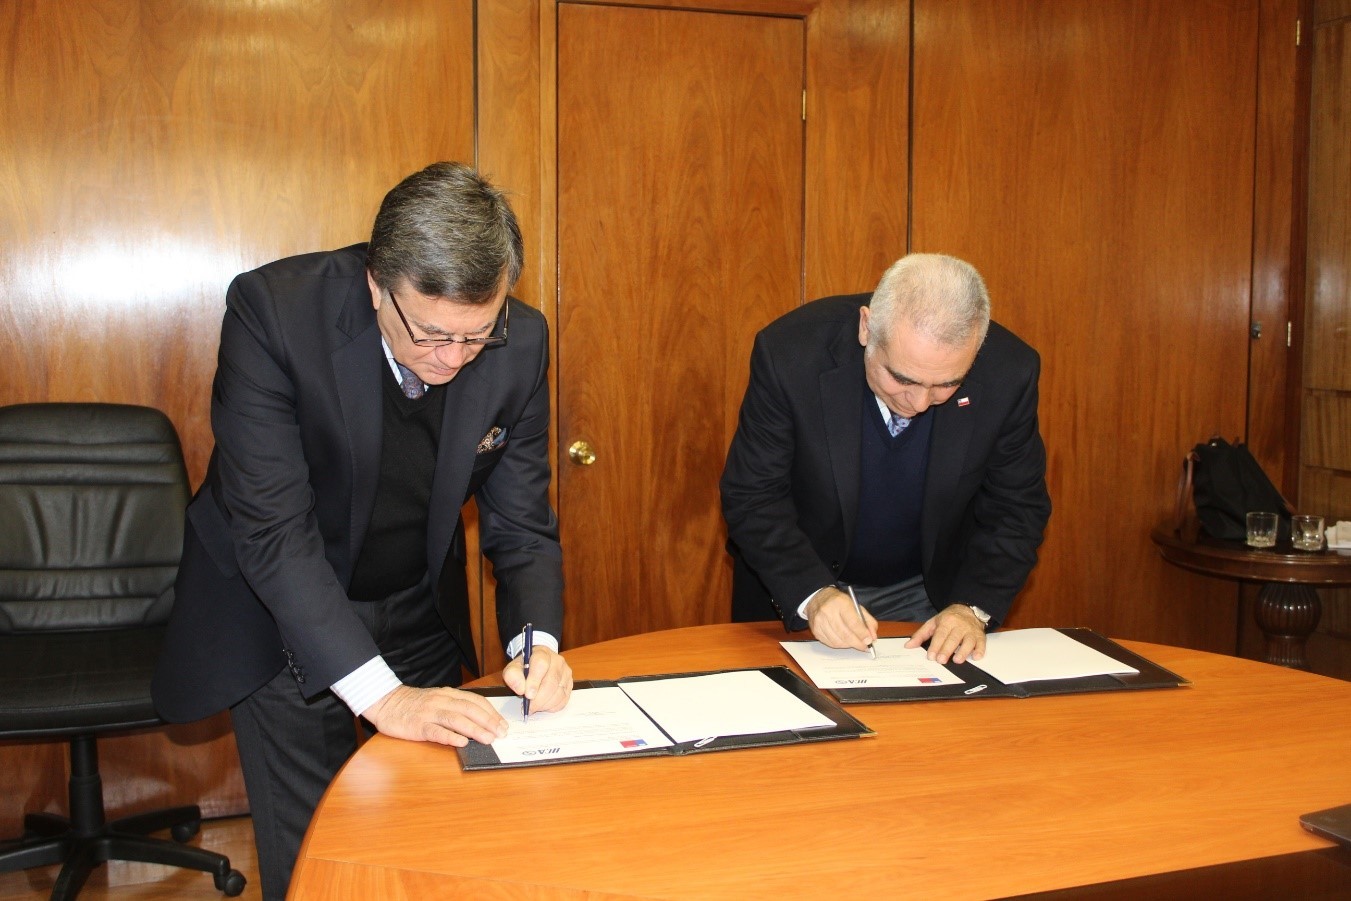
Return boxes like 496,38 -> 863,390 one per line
781,638 -> 966,689
486,671 -> 836,762
617,670 -> 835,743
971,628 -> 1138,684
487,686 -> 673,764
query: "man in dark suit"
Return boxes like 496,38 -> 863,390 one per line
152,163 -> 572,900
720,253 -> 1050,665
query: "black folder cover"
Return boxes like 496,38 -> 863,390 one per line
1299,803 -> 1351,849
803,628 -> 1189,704
456,665 -> 873,770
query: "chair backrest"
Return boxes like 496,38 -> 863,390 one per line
0,403 -> 190,634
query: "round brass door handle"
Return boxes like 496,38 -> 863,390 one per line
568,440 -> 597,466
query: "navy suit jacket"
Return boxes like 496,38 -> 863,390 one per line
153,245 -> 563,722
720,294 -> 1050,629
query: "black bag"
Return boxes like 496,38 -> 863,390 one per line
1177,437 -> 1293,541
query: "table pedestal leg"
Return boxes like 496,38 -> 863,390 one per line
1253,583 -> 1321,670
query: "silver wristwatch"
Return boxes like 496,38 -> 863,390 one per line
968,605 -> 992,628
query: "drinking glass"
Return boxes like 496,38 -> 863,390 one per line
1292,514 -> 1325,551
1245,511 -> 1278,548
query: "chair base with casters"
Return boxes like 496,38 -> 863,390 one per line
0,626 -> 247,900
0,733 -> 246,899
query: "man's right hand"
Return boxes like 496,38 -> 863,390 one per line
362,684 -> 508,747
805,587 -> 878,652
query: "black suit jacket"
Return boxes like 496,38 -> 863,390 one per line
153,244 -> 563,723
720,294 -> 1050,628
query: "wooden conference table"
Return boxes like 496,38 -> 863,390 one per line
290,622 -> 1351,900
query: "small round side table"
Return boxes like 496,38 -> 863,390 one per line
1152,522 -> 1351,669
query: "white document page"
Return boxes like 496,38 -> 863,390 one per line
780,638 -> 965,689
486,686 -> 673,765
971,628 -> 1139,684
617,670 -> 834,743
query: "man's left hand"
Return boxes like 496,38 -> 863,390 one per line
905,604 -> 987,664
502,646 -> 573,713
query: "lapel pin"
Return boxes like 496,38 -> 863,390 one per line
957,397 -> 970,407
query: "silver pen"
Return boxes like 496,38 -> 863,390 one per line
847,584 -> 876,659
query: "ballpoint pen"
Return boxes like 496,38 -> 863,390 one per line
847,585 -> 876,659
522,622 -> 534,721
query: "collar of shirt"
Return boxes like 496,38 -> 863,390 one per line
381,336 -> 418,390
873,395 -> 894,425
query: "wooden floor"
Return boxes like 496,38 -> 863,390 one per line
0,817 -> 261,901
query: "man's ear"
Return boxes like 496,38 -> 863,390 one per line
367,270 -> 382,310
858,305 -> 870,347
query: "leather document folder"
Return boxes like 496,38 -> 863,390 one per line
792,628 -> 1190,704
457,665 -> 872,770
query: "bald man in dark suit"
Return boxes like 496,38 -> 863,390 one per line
721,253 -> 1051,664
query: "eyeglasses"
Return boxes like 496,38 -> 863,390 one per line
386,289 -> 509,348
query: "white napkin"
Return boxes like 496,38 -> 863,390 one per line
1325,521 -> 1351,549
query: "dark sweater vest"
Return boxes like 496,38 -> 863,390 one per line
348,366 -> 445,601
840,382 -> 932,588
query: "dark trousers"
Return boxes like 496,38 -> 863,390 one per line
229,578 -> 461,901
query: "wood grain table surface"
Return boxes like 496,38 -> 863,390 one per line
289,621 -> 1351,900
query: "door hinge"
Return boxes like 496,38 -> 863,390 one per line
802,90 -> 807,121
1296,18 -> 1302,47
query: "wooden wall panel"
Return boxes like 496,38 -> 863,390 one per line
474,0 -> 546,675
803,0 -> 910,297
0,0 -> 475,485
478,3 -> 546,316
1319,0 -> 1351,22
911,0 -> 1262,651
1249,0 -> 1303,493
1295,0 -> 1351,677
1301,392 -> 1351,468
1300,465 -> 1351,510
0,0 -> 475,835
1302,9 -> 1351,392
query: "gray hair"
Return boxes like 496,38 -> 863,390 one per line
367,162 -> 523,305
868,253 -> 990,348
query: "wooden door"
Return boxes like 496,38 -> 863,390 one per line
910,0 -> 1261,650
556,4 -> 805,648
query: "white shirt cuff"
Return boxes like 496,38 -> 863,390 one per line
797,586 -> 835,621
330,656 -> 403,717
505,630 -> 559,660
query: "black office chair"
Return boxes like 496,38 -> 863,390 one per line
0,403 -> 245,899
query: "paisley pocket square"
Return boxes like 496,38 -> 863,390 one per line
477,426 -> 507,454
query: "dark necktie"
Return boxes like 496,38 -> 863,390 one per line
888,411 -> 911,437
395,362 -> 425,400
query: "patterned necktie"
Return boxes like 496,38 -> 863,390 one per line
887,412 -> 911,437
395,362 -> 425,400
